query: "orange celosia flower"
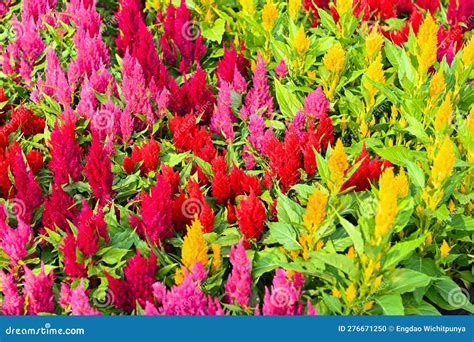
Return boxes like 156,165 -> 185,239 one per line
181,217 -> 208,271
304,189 -> 329,232
416,12 -> 437,78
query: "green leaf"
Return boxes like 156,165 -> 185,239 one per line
276,192 -> 305,226
310,251 -> 359,278
375,294 -> 404,315
274,79 -> 302,119
252,248 -> 287,279
268,222 -> 301,250
404,300 -> 440,315
337,215 -> 364,255
384,268 -> 431,294
99,248 -> 130,265
383,236 -> 425,270
201,18 -> 225,43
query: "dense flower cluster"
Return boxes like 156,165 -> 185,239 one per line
0,0 -> 472,317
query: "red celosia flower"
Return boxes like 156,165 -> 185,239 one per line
216,43 -> 249,85
229,165 -> 262,198
49,118 -> 84,185
227,201 -> 236,224
76,201 -> 109,258
236,191 -> 266,245
161,163 -> 180,194
84,133 -> 114,204
185,179 -> 214,233
123,138 -> 160,175
172,190 -> 187,232
61,233 -> 87,278
25,149 -> 43,174
42,184 -> 78,233
0,149 -> 13,198
10,105 -> 45,136
341,145 -> 392,192
106,250 -> 157,313
303,115 -> 335,177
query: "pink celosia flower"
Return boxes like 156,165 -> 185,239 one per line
275,59 -> 288,79
232,66 -> 247,93
39,46 -> 71,106
242,145 -> 256,170
0,271 -> 24,315
262,268 -> 305,315
49,117 -> 84,185
304,85 -> 329,120
307,299 -> 318,315
84,132 -> 114,204
0,205 -> 33,267
21,0 -> 56,24
23,263 -> 55,315
68,280 -> 101,315
216,43 -> 249,85
8,142 -> 43,224
225,239 -> 252,307
240,53 -> 274,120
248,113 -> 267,154
211,80 -> 234,141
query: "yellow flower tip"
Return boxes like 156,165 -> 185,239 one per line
425,233 -> 433,246
429,66 -> 446,99
262,0 -> 278,32
332,287 -> 342,299
293,25 -> 310,55
364,53 -> 385,104
328,139 -> 349,192
374,167 -> 399,239
448,199 -> 456,213
434,91 -> 453,132
346,246 -> 355,259
416,12 -> 438,77
440,239 -> 451,257
304,189 -> 329,232
175,267 -> 185,285
211,243 -> 221,270
182,218 -> 208,270
394,167 -> 409,198
315,239 -> 324,251
288,0 -> 301,21
431,135 -> 455,188
337,0 -> 352,15
365,25 -> 384,62
374,275 -> 383,289
345,283 -> 357,303
290,250 -> 299,260
462,38 -> 474,66
364,300 -> 374,311
324,43 -> 345,74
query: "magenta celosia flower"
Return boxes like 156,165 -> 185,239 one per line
0,0 -> 11,20
84,132 -> 114,204
0,206 -> 33,267
67,280 -> 101,315
49,117 -> 84,185
23,263 -> 55,315
38,46 -> 71,106
307,299 -> 317,315
242,145 -> 256,170
42,184 -> 78,233
61,233 -> 87,278
275,59 -> 288,79
8,142 -> 42,224
106,250 -> 157,313
133,175 -> 173,245
148,262 -> 224,315
76,201 -> 109,258
225,239 -> 252,308
248,113 -> 267,154
66,0 -> 101,37
0,271 -> 24,315
240,53 -> 274,120
262,268 -> 305,315
21,0 -> 56,24
76,76 -> 97,117
290,110 -> 306,141
216,43 -> 249,85
232,66 -> 247,93
303,85 -> 329,120
211,80 -> 234,141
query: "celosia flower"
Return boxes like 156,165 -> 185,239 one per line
76,201 -> 109,258
288,0 -> 302,21
225,239 -> 251,307
304,189 -> 329,233
430,66 -> 446,99
262,268 -> 305,315
0,271 -> 24,315
292,26 -> 310,55
61,233 -> 87,278
42,185 -> 78,233
304,85 -> 329,119
323,43 -> 345,74
123,138 -> 160,175
216,43 -> 249,85
365,25 -> 384,62
49,118 -> 84,185
84,133 -> 114,204
0,207 -> 33,267
25,149 -> 43,174
416,12 -> 438,78
211,80 -> 235,141
262,0 -> 278,32
40,46 -> 71,106
363,53 -> 385,107
430,135 -> 455,188
181,217 -> 208,272
434,91 -> 453,132
62,280 -> 101,315
328,139 -> 348,193
23,263 -> 55,315
274,59 -> 288,79
106,250 -> 157,313
237,191 -> 266,245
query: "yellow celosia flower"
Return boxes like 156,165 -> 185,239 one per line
416,12 -> 438,78
440,240 -> 451,257
239,0 -> 255,15
332,287 -> 342,299
262,0 -> 278,32
364,301 -> 374,311
328,139 -> 349,192
434,91 -> 453,132
466,106 -> 474,138
211,243 -> 221,270
363,53 -> 385,106
288,0 -> 301,21
153,0 -> 161,11
299,234 -> 310,260
374,168 -> 399,240
431,136 -> 455,188
448,199 -> 455,213
304,189 -> 329,232
429,66 -> 445,99
337,0 -> 352,15
365,25 -> 384,63
394,167 -> 409,198
181,217 -> 208,271
293,25 -> 310,55
346,246 -> 355,259
345,283 -> 357,303
315,239 -> 324,250
373,275 -> 383,289
425,232 -> 433,246
462,39 -> 474,66
324,43 -> 345,74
